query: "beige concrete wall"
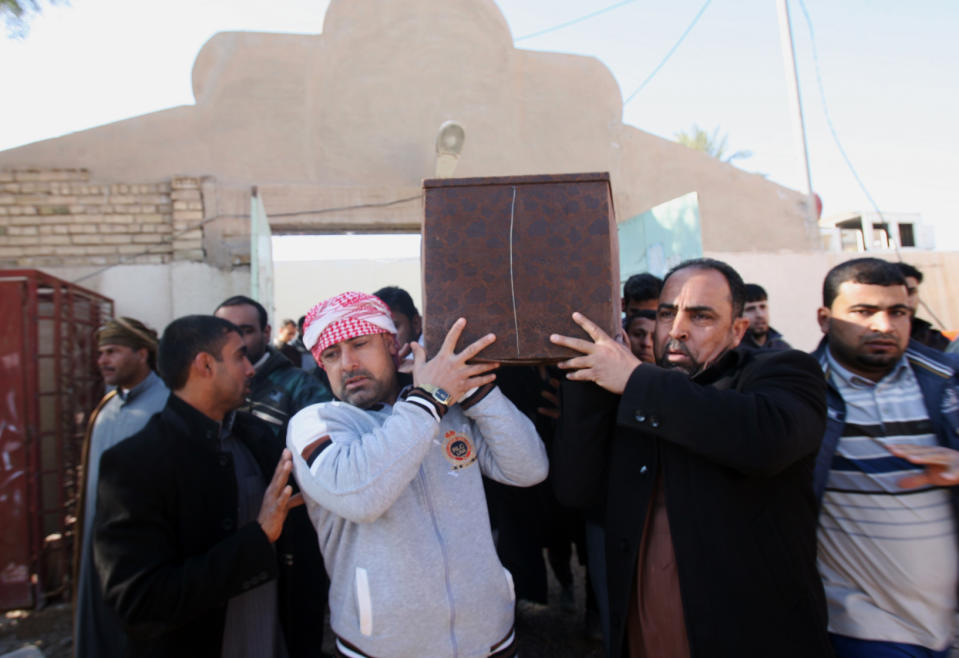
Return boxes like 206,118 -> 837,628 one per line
0,0 -> 816,254
35,262 -> 250,333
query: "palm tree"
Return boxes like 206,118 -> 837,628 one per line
1,0 -> 61,38
674,124 -> 753,163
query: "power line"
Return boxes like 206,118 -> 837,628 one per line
798,0 -> 947,329
513,0 -> 637,42
623,0 -> 712,105
269,195 -> 420,219
796,0 -> 889,233
513,0 -> 711,107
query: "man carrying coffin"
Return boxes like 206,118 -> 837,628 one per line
550,258 -> 831,657
286,291 -> 549,658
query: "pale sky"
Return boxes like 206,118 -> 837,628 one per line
2,0 -> 957,248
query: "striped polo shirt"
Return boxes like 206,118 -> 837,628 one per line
818,350 -> 957,650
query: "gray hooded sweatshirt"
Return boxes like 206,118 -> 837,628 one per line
287,386 -> 548,658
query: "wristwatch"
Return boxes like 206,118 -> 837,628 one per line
419,384 -> 453,407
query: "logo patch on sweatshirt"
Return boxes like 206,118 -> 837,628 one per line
443,430 -> 477,471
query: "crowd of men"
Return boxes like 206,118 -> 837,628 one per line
72,257 -> 959,658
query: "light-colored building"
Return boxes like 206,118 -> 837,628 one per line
820,211 -> 935,253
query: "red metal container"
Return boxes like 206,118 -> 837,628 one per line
0,270 -> 112,609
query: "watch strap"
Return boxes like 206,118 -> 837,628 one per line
402,387 -> 448,421
419,384 -> 453,406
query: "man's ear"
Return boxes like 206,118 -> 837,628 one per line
384,332 -> 399,356
621,297 -> 626,313
412,314 -> 422,338
264,324 -> 272,343
731,316 -> 749,345
193,351 -> 215,379
817,307 -> 831,335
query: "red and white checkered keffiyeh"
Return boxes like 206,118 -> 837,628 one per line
303,291 -> 397,363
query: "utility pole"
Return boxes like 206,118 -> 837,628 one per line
777,0 -> 818,236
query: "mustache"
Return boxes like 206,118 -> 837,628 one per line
663,338 -> 692,358
862,332 -> 897,341
342,369 -> 375,383
659,338 -> 716,377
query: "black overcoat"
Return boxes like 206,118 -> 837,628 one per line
552,347 -> 833,658
94,393 -> 325,658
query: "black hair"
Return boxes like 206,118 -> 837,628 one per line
215,295 -> 268,330
663,258 -> 746,317
895,262 -> 923,284
297,315 -> 307,333
373,286 -> 420,319
623,273 -> 663,305
744,283 -> 768,303
822,258 -> 906,308
623,309 -> 657,329
158,315 -> 238,391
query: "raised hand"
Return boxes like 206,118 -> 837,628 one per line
550,312 -> 640,395
396,341 -> 415,374
887,444 -> 959,489
257,449 -> 300,543
409,317 -> 499,404
536,365 -> 561,420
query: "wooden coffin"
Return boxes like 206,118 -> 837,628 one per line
422,172 -> 619,364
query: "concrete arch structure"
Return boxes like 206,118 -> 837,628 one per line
0,0 -> 814,249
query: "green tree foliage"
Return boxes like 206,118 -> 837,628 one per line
674,124 -> 753,163
1,0 -> 64,38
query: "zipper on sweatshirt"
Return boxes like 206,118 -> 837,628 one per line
418,465 -> 459,657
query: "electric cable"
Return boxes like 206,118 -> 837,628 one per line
513,0 -> 637,42
623,0 -> 712,105
797,0 -> 890,240
799,0 -> 947,329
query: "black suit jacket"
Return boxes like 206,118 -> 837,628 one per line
552,348 -> 833,658
94,394 -> 324,658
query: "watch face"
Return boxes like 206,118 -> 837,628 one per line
433,388 -> 452,404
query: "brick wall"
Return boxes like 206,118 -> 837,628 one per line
0,169 -> 207,267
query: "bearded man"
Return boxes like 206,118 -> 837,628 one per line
741,283 -> 791,350
74,317 -> 169,658
550,258 -> 831,658
813,258 -> 959,658
286,291 -> 548,658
